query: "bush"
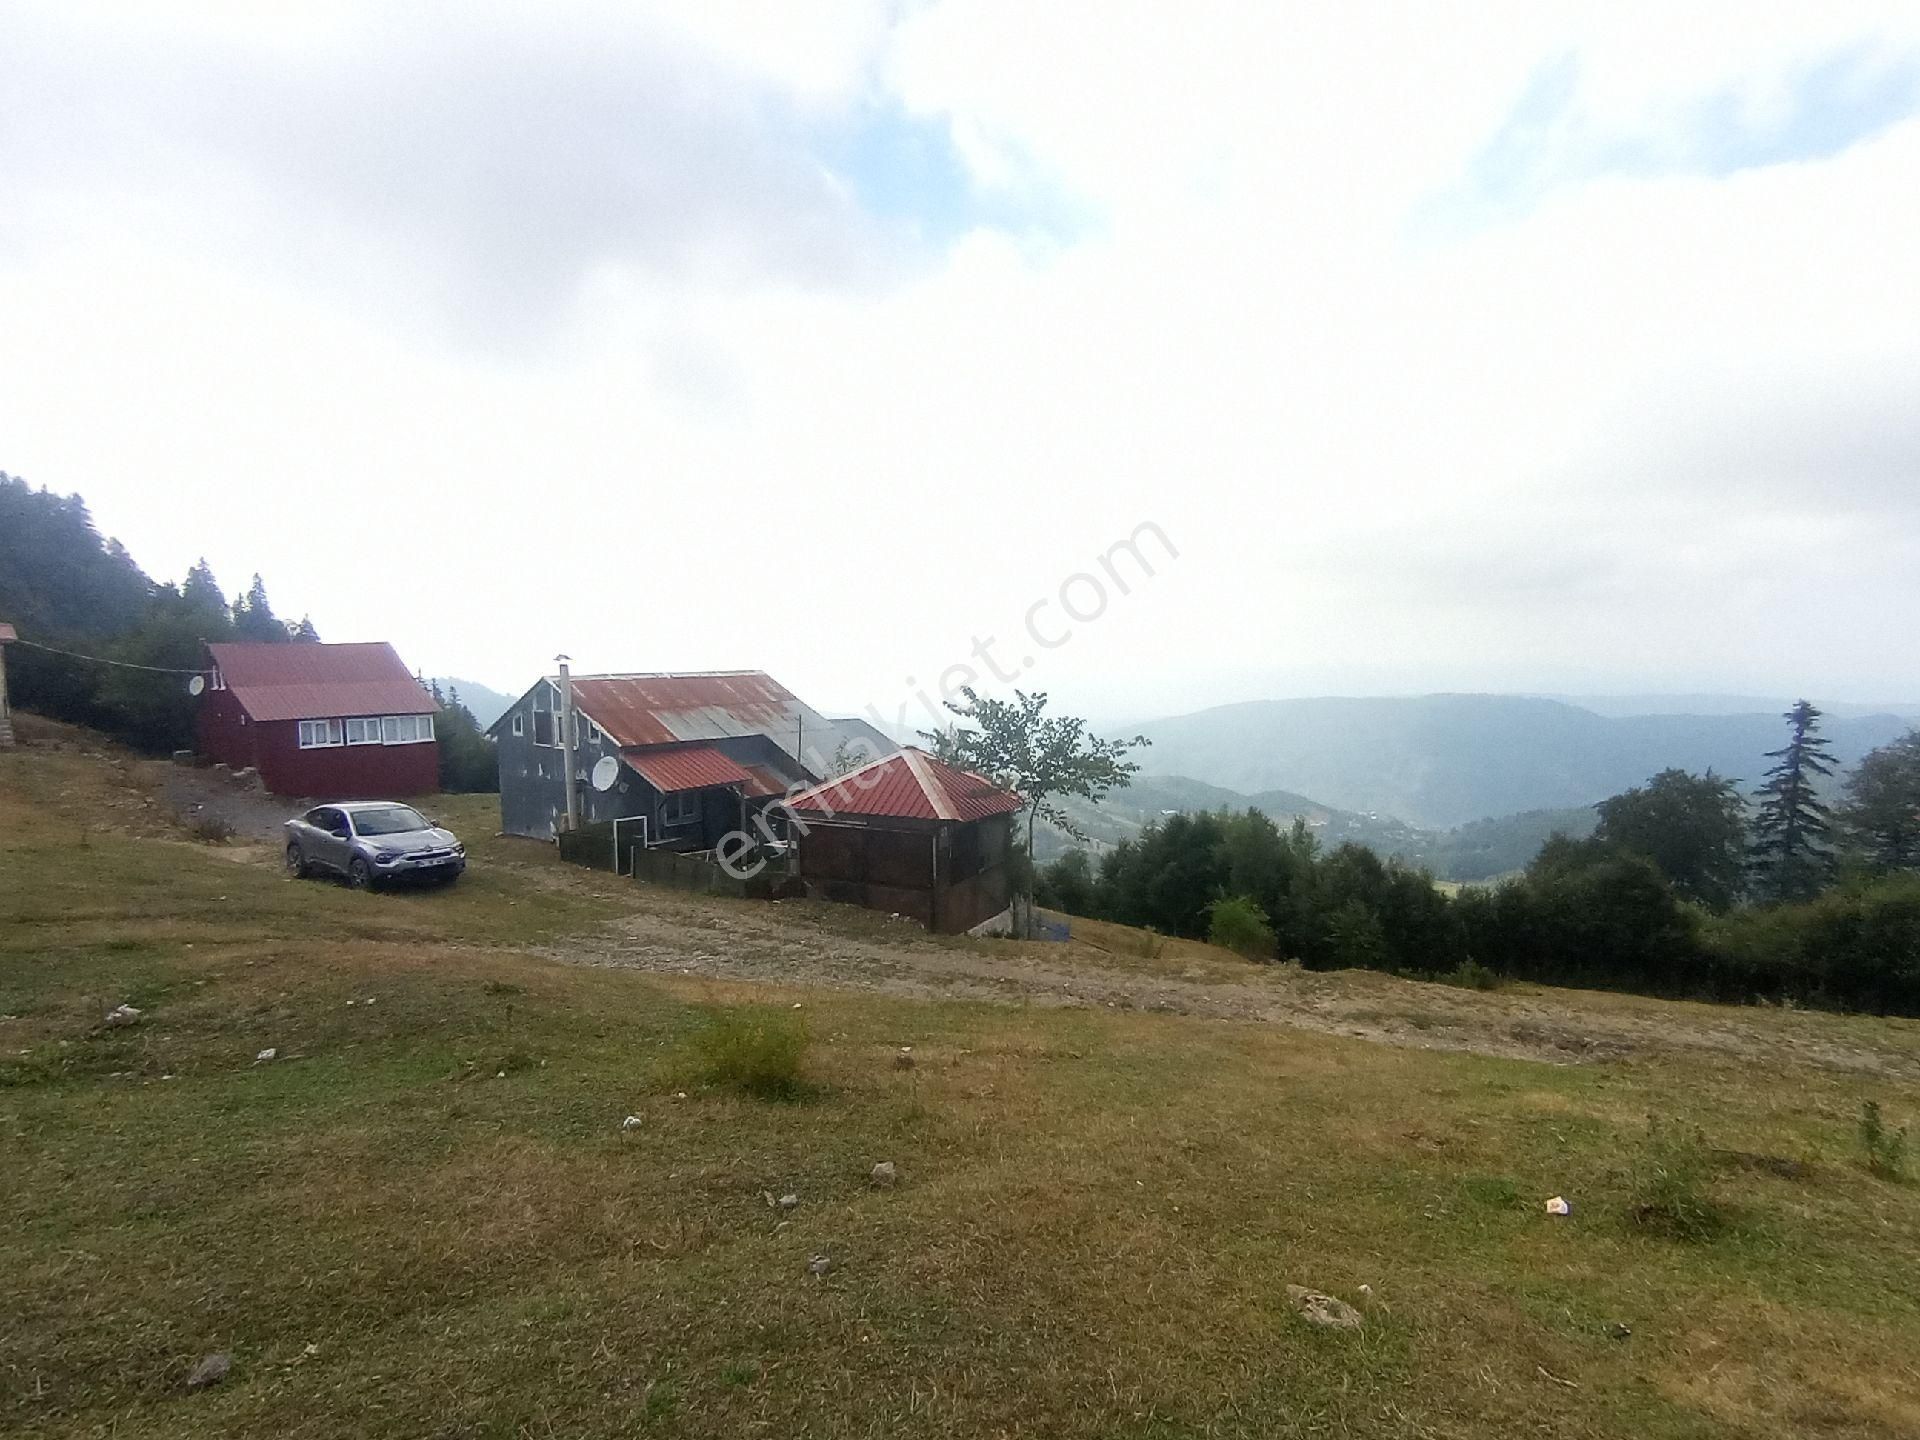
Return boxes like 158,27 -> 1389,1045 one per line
1207,894 -> 1276,960
693,1008 -> 809,1100
1859,1101 -> 1909,1180
1626,1117 -> 1723,1240
1707,874 -> 1920,1014
189,813 -> 235,844
1439,958 -> 1502,991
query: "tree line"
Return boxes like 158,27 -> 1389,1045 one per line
0,473 -> 495,791
1036,701 -> 1920,1016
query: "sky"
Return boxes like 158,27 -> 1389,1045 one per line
4,1 -> 1918,730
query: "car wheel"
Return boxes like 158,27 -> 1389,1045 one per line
347,857 -> 375,891
285,843 -> 308,879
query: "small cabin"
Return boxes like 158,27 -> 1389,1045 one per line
781,747 -> 1022,934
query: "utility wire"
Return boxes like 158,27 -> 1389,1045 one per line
8,637 -> 207,676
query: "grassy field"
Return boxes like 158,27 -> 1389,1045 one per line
4,733 -> 1920,1438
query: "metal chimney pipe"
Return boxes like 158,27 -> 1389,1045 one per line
556,653 -> 580,833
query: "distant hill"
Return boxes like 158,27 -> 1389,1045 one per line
1039,772 -> 1595,882
430,678 -> 514,730
1037,774 -> 1428,867
1133,694 -> 1911,829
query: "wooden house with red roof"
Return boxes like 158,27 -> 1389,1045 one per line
780,747 -> 1023,934
196,641 -> 440,796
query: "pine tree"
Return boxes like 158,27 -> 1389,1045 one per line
1749,699 -> 1838,902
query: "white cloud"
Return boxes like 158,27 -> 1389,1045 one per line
2,1 -> 1918,724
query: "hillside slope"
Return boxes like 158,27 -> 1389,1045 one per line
1135,693 -> 1910,828
5,727 -> 1920,1438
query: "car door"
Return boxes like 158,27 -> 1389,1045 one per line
311,807 -> 351,873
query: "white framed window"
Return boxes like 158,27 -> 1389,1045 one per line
532,709 -> 554,746
661,792 -> 699,827
297,719 -> 343,749
511,713 -> 525,737
345,717 -> 383,746
586,718 -> 602,744
381,714 -> 435,745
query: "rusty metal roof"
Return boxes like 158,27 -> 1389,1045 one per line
557,672 -> 887,783
624,745 -> 754,794
206,642 -> 436,723
781,748 -> 1022,823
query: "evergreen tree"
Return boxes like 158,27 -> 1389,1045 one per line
1840,729 -> 1920,872
289,615 -> 322,642
180,559 -> 228,623
1749,700 -> 1838,902
230,573 -> 288,642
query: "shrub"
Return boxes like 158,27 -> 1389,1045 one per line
189,812 -> 235,844
1207,894 -> 1277,960
1858,1100 -> 1909,1180
693,1007 -> 809,1100
1626,1117 -> 1723,1240
1439,958 -> 1502,991
1707,874 -> 1920,1015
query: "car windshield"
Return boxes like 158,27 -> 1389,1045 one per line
351,806 -> 430,836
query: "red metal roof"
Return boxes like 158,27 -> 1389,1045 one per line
781,748 -> 1022,823
206,642 -> 435,723
624,744 -> 754,794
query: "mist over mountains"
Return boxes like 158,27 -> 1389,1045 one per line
1130,694 -> 1915,831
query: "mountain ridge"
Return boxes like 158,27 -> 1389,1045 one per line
1129,693 -> 1910,829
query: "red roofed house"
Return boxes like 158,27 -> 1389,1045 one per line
780,747 -> 1023,933
197,642 -> 440,797
488,668 -> 894,845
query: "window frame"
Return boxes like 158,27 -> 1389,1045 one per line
345,716 -> 383,746
532,709 -> 555,747
660,791 -> 700,827
511,712 -> 525,737
381,714 -> 435,745
297,718 -> 343,749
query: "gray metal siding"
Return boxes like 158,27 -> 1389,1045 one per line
496,681 -> 656,839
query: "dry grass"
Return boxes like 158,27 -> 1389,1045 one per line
4,731 -> 1920,1437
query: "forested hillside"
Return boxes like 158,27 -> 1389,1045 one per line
1041,772 -> 1597,882
0,473 -> 496,788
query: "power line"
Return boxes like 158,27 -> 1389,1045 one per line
8,637 -> 206,676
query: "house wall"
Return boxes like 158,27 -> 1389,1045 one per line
496,681 -> 646,837
253,720 -> 438,798
795,812 -> 1014,933
198,692 -> 438,797
196,688 -> 259,773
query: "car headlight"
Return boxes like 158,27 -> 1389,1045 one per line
374,849 -> 402,864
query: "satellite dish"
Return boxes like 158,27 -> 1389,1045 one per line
590,755 -> 621,792
187,674 -> 206,696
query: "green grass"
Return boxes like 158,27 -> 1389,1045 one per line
5,739 -> 1920,1437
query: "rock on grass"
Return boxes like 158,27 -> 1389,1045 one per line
1286,1285 -> 1362,1331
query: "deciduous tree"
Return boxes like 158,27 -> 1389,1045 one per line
1594,768 -> 1748,911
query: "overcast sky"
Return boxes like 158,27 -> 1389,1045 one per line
4,1 -> 1918,726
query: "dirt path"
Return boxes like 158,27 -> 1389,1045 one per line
533,881 -> 1920,1081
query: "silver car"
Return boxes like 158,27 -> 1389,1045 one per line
284,802 -> 466,889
